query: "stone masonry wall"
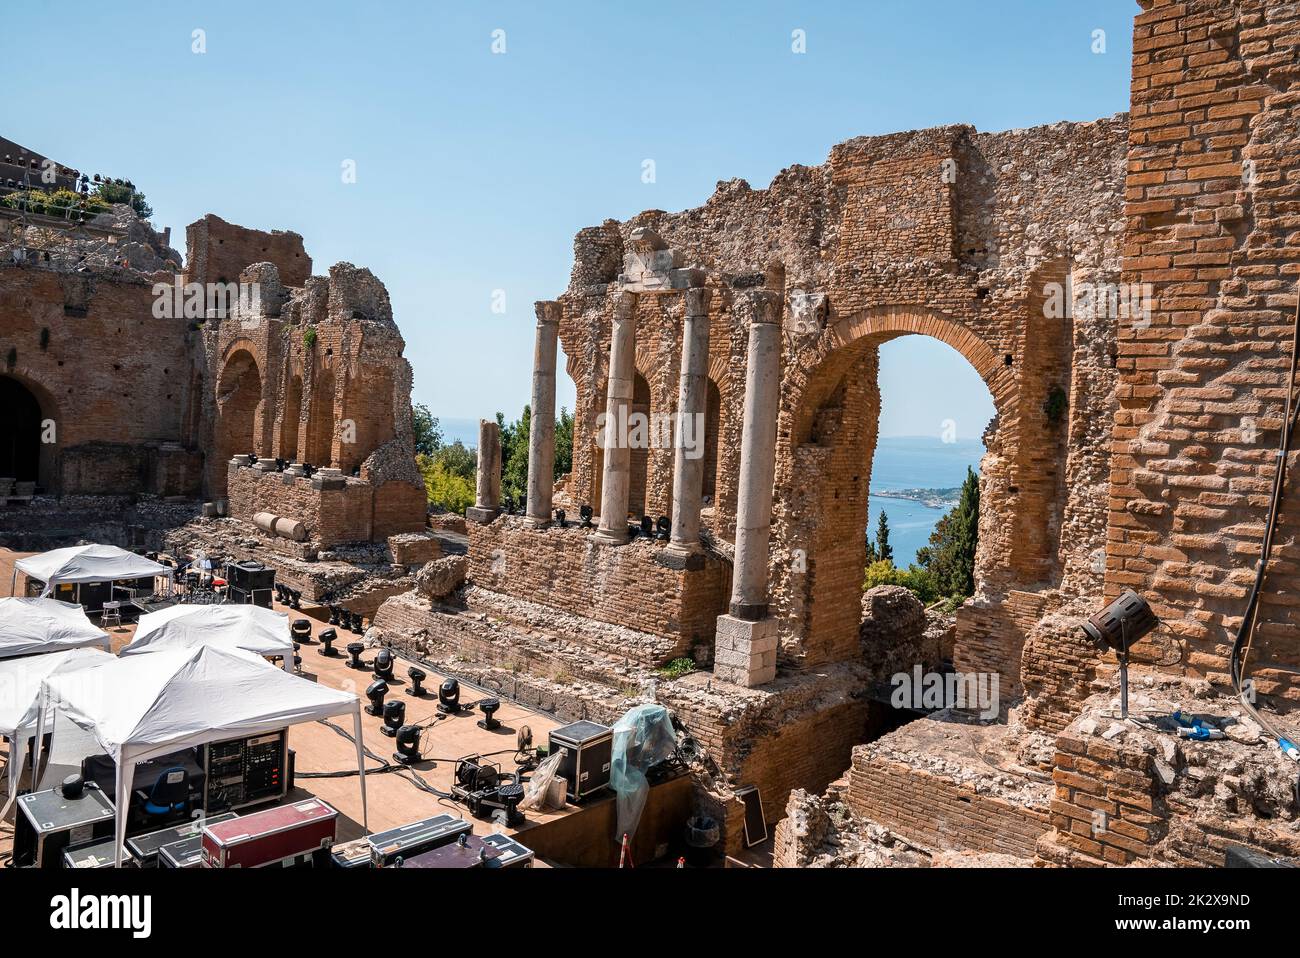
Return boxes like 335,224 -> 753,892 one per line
1108,0 -> 1300,700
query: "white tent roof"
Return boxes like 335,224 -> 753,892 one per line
34,643 -> 367,864
0,597 -> 111,659
14,544 -> 169,593
0,647 -> 113,818
120,604 -> 294,671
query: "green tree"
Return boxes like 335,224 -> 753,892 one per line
433,440 -> 475,481
93,180 -> 152,219
554,406 -> 574,480
419,453 -> 474,513
873,510 -> 893,564
411,403 -> 442,457
916,466 -> 980,600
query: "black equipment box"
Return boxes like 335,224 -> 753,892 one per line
399,835 -> 498,869
481,832 -> 535,868
549,720 -> 613,801
63,838 -> 121,869
203,730 -> 288,811
126,812 -> 239,868
158,835 -> 206,868
366,813 -> 473,867
226,561 -> 275,608
13,782 -> 116,869
329,837 -> 373,869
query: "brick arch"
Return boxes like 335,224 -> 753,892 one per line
0,371 -> 59,491
212,346 -> 263,497
788,305 -> 1014,444
774,304 -> 1011,669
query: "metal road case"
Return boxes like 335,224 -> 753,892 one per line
127,812 -> 239,867
399,834 -> 499,869
14,782 -> 116,869
366,812 -> 473,867
481,832 -> 535,868
548,720 -> 613,801
200,798 -> 337,868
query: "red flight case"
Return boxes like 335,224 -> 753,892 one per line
200,798 -> 338,868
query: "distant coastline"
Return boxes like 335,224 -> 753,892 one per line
873,487 -> 961,510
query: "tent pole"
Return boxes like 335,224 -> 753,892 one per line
113,752 -> 134,868
353,708 -> 369,834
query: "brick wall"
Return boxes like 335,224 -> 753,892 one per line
1108,0 -> 1300,699
847,749 -> 1050,858
185,213 -> 310,289
466,516 -> 728,663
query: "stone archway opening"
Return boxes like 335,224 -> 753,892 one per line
0,375 -> 55,490
213,348 -> 262,496
775,307 -> 1020,668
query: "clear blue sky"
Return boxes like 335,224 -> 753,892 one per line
4,0 -> 1134,437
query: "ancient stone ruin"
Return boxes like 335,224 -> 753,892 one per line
1,0 -> 1297,868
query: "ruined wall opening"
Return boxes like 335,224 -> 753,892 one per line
0,374 -> 54,489
776,307 -> 1014,669
628,371 -> 651,518
306,362 -> 335,468
213,348 -> 262,497
280,371 -> 302,461
703,377 -> 722,505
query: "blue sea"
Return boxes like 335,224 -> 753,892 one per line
438,418 -> 981,565
869,436 -> 984,566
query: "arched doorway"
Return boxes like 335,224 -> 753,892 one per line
0,375 -> 51,488
213,348 -> 263,495
774,307 -> 1021,668
280,372 -> 303,461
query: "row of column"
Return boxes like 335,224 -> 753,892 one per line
471,287 -> 782,687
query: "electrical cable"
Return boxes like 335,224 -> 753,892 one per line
1229,289 -> 1300,761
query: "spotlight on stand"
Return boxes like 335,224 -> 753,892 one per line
364,679 -> 389,716
393,725 -> 422,765
328,605 -> 341,626
373,648 -> 395,681
291,618 -> 312,643
350,611 -> 365,634
478,698 -> 501,731
437,678 -> 462,715
640,515 -> 654,538
381,700 -> 406,736
1081,589 -> 1159,720
554,508 -> 566,528
406,667 -> 428,697
655,516 -> 671,541
318,628 -> 338,657
345,642 -> 366,670
579,504 -> 594,528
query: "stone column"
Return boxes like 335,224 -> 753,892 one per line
714,290 -> 782,687
593,291 -> 638,545
525,301 -> 561,527
467,418 -> 501,524
666,286 -> 712,558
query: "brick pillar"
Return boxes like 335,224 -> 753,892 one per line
667,286 -> 712,557
525,301 -> 560,527
467,418 -> 501,524
594,291 -> 638,545
714,290 -> 782,687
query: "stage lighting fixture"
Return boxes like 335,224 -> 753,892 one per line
318,628 -> 338,657
478,698 -> 501,731
497,782 -> 525,826
406,667 -> 428,697
328,605 -> 341,625
381,700 -> 406,736
365,679 -> 389,716
373,648 -> 395,681
393,725 -> 422,765
640,516 -> 654,538
437,678 -> 462,715
345,642 -> 366,670
291,618 -> 312,642
655,516 -> 671,541
289,589 -> 302,610
350,611 -> 365,634
555,508 -> 566,527
1081,589 -> 1159,719
579,504 -> 594,528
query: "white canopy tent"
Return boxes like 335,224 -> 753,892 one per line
12,544 -> 171,599
0,597 -> 111,659
0,646 -> 113,818
35,644 -> 367,866
120,604 -> 294,672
